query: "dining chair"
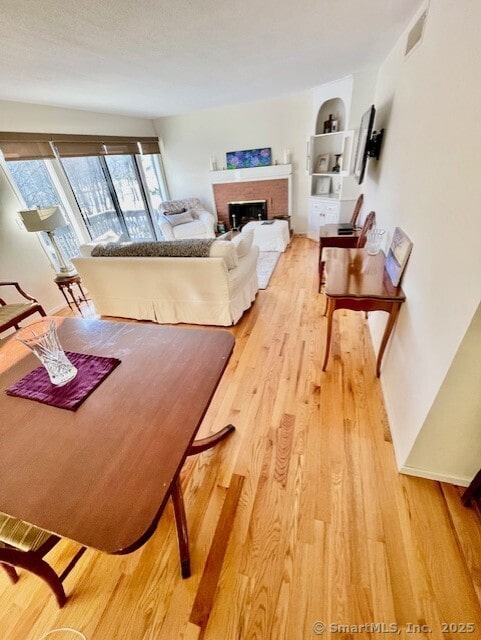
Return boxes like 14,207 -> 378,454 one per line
0,281 -> 46,336
356,210 -> 376,248
319,211 -> 377,290
349,193 -> 364,227
0,512 -> 86,607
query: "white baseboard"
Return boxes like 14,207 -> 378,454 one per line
399,465 -> 471,487
48,302 -> 68,315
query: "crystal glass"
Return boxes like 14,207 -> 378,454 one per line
366,228 -> 386,255
16,319 -> 77,386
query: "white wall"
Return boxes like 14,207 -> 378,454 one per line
154,92 -> 312,233
363,1 -> 481,478
0,100 -> 156,312
404,304 -> 481,485
0,100 -> 156,136
349,69 -> 378,139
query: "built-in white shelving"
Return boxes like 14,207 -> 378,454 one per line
307,95 -> 357,240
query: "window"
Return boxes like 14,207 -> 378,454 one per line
61,156 -> 124,239
104,155 -> 156,240
61,154 -> 164,241
140,154 -> 169,211
0,133 -> 170,269
6,159 -> 80,264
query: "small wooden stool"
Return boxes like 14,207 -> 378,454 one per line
54,274 -> 88,315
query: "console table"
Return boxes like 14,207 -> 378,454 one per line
322,248 -> 406,377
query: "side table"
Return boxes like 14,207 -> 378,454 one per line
54,274 -> 89,315
322,248 -> 406,377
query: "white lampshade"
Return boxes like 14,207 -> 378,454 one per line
18,206 -> 67,233
17,206 -> 77,277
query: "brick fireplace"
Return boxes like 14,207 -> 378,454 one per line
214,178 -> 288,229
211,164 -> 292,230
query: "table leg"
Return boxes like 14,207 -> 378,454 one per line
58,286 -> 73,311
322,297 -> 335,372
171,478 -> 191,579
376,301 -> 402,377
77,281 -> 88,303
66,283 -> 82,314
188,424 -> 235,456
172,425 -> 235,579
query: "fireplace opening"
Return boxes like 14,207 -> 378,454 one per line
228,200 -> 267,229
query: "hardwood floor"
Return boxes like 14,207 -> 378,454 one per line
1,237 -> 480,640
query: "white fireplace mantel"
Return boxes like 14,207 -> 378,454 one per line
210,164 -> 292,184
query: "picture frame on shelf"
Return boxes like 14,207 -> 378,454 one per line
316,177 -> 331,194
315,154 -> 330,174
385,227 -> 413,286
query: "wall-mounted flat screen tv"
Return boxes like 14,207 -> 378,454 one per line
353,105 -> 376,184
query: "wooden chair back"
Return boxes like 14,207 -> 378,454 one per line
0,282 -> 46,335
357,211 -> 376,248
349,194 -> 364,227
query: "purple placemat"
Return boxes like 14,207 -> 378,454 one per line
6,352 -> 121,411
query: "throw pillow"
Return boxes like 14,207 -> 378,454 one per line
166,211 -> 195,227
209,240 -> 239,270
164,207 -> 186,215
185,208 -> 199,219
231,230 -> 254,259
78,230 -> 121,256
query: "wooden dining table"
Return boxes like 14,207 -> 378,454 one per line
0,317 -> 236,578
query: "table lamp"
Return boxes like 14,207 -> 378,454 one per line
18,206 -> 77,277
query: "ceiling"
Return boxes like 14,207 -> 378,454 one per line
0,0 -> 422,119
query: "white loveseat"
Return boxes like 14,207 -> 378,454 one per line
157,198 -> 216,240
72,236 -> 259,326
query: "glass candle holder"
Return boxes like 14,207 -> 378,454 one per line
16,319 -> 78,386
366,229 -> 386,255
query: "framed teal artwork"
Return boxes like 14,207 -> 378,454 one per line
226,148 -> 271,169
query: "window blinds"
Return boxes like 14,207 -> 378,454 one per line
0,133 -> 160,160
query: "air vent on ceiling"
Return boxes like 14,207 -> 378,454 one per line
405,9 -> 427,57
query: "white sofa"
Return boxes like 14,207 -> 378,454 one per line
72,236 -> 259,326
157,198 -> 216,240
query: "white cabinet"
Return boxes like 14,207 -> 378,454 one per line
308,196 -> 339,240
307,196 -> 357,241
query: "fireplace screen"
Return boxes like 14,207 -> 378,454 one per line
228,200 -> 267,229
